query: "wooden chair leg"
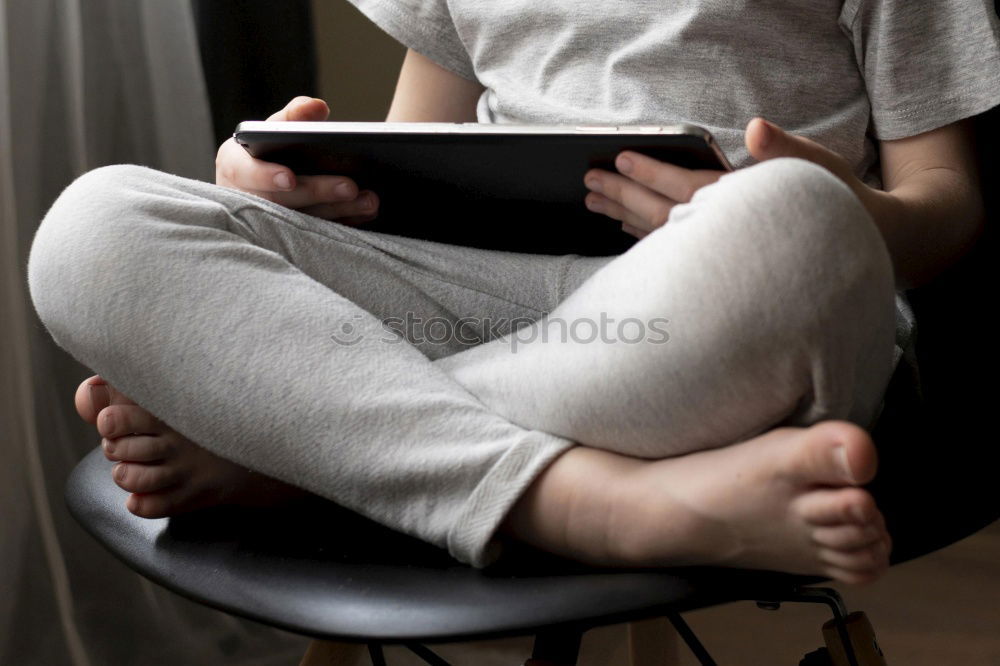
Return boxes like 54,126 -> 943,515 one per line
822,612 -> 888,666
299,640 -> 366,666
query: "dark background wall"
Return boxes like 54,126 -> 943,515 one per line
193,0 -> 318,146
312,0 -> 405,121
192,0 -> 404,147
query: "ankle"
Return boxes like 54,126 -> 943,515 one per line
611,459 -> 741,568
501,447 -> 643,565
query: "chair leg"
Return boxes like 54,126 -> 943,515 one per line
756,586 -> 889,666
667,613 -> 718,666
403,642 -> 453,666
822,612 -> 888,666
368,644 -> 388,666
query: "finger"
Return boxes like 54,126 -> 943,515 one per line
217,97 -> 332,194
296,189 -> 378,219
112,462 -> 181,494
216,137 -> 303,192
269,177 -> 369,211
97,405 -> 165,439
585,177 -> 676,232
266,96 -> 330,123
744,118 -> 856,185
586,191 -> 661,233
613,152 -> 724,203
217,140 -> 365,207
621,222 -> 650,239
103,435 -> 176,463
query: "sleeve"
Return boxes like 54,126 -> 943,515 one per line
345,0 -> 478,82
840,0 -> 1000,140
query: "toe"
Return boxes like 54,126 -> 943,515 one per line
781,421 -> 878,487
812,523 -> 883,550
818,538 -> 891,573
822,565 -> 885,586
112,461 -> 180,493
794,487 -> 882,527
126,485 -> 207,519
103,435 -> 176,462
126,493 -> 167,518
77,376 -> 139,425
75,376 -> 108,424
97,404 -> 165,439
126,492 -> 183,518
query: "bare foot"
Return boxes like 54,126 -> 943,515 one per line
505,422 -> 891,584
75,375 -> 303,518
74,376 -> 890,583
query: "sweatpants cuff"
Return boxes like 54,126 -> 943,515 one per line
446,431 -> 576,567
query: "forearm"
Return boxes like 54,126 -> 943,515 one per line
866,167 -> 985,289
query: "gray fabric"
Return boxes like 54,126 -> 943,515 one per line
28,157 -> 896,566
845,0 -> 1000,140
347,0 -> 1000,189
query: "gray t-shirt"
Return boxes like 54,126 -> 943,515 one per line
347,0 -> 998,391
347,0 -> 1000,189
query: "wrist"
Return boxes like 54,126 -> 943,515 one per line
863,171 -> 985,288
853,185 -> 910,284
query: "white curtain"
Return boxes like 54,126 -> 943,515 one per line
0,1 -> 308,663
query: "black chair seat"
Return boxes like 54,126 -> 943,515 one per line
66,447 -> 820,644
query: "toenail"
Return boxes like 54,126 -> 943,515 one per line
114,463 -> 126,482
90,384 -> 110,410
835,445 -> 855,483
103,438 -> 116,454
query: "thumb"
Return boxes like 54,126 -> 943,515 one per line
745,117 -> 850,180
267,96 -> 330,122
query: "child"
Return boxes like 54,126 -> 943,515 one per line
30,1 -> 999,585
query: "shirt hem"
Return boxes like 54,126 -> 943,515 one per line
872,79 -> 1000,141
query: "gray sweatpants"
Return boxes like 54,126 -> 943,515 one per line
27,157 -> 897,566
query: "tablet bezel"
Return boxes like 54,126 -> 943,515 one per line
234,121 -> 734,171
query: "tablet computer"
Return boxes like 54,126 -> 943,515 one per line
234,121 -> 733,255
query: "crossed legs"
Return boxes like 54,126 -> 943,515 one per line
32,158 -> 896,582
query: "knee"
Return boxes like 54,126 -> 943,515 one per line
28,164 -> 161,344
691,157 -> 895,317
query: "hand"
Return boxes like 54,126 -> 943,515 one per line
215,96 -> 379,224
583,151 -> 725,239
740,117 -> 892,224
584,118 -> 893,239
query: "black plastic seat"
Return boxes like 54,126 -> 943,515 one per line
65,447 -> 822,645
64,423 -> 995,666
